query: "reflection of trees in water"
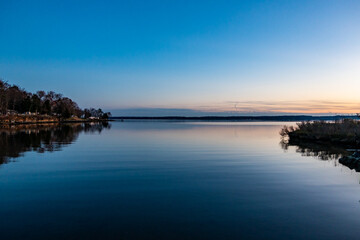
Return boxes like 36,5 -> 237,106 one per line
280,136 -> 360,174
280,138 -> 349,161
0,122 -> 111,165
280,138 -> 360,174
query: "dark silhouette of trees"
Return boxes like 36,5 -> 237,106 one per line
101,111 -> 112,119
83,108 -> 111,119
0,79 -> 109,119
0,80 -> 10,114
30,94 -> 41,113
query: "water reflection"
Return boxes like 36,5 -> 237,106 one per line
1,122 -> 360,240
0,122 -> 111,165
281,138 -> 348,160
280,136 -> 360,177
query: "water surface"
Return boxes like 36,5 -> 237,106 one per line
1,121 -> 360,240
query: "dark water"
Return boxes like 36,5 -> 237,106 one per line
1,121 -> 360,240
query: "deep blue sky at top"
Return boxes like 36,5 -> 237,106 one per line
1,0 -> 359,115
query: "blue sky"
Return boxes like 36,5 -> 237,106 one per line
1,0 -> 360,115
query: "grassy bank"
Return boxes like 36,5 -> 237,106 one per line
0,114 -> 110,127
281,119 -> 360,147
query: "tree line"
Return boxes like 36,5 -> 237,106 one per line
0,79 -> 111,119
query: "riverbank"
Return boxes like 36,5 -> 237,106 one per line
0,114 -> 111,127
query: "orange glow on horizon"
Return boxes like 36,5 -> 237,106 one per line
151,100 -> 360,115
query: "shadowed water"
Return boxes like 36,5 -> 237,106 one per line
0,121 -> 360,240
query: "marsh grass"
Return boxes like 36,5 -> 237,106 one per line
281,119 -> 360,146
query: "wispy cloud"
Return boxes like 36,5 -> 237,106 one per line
109,100 -> 360,116
199,100 -> 360,114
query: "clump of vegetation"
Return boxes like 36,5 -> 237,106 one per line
0,79 -> 110,120
281,119 -> 360,147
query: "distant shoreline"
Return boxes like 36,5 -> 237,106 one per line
111,115 -> 357,122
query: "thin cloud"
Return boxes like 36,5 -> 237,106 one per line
109,100 -> 360,116
222,100 -> 360,114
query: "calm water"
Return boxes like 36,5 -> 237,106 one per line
1,121 -> 360,240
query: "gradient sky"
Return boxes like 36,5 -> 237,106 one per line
1,0 -> 360,115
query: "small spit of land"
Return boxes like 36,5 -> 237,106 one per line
0,79 -> 111,126
282,119 -> 360,171
281,119 -> 360,147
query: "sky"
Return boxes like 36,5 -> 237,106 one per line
1,0 -> 360,116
